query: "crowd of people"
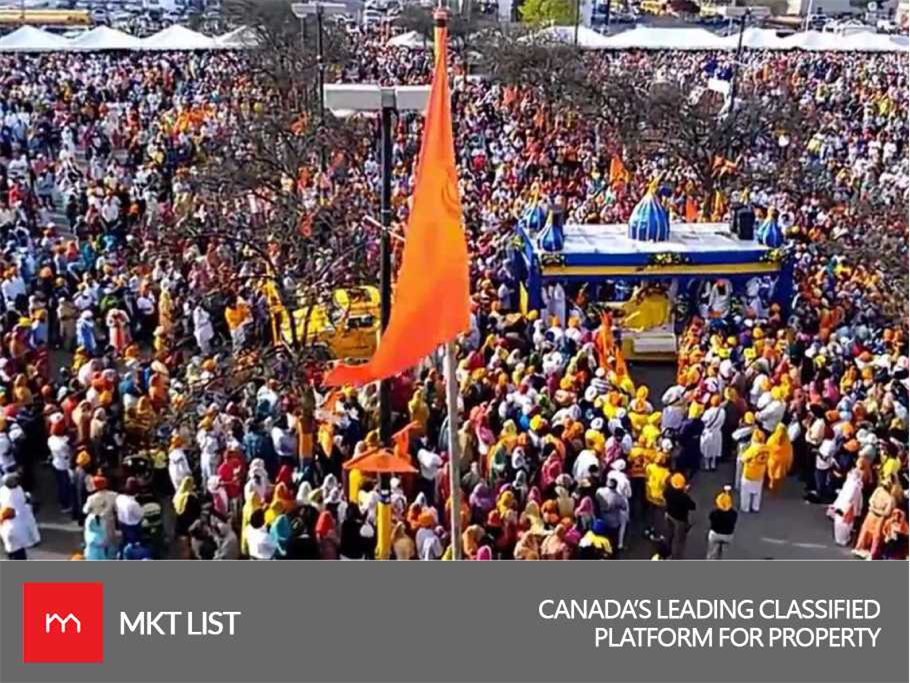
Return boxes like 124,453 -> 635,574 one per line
0,26 -> 907,561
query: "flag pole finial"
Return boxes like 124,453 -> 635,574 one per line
433,5 -> 449,26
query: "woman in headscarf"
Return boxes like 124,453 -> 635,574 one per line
269,509 -> 292,558
265,489 -> 291,526
766,422 -> 794,491
340,504 -> 366,560
513,527 -> 542,560
240,490 -> 263,557
125,396 -> 156,444
540,523 -> 571,560
853,480 -> 896,559
245,459 -> 270,503
89,407 -> 108,459
521,499 -> 544,533
391,520 -> 416,560
173,476 -> 200,544
462,524 -> 486,560
83,476 -> 117,548
83,513 -> 116,560
830,466 -> 863,546
315,509 -> 340,559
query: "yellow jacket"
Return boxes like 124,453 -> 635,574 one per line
741,444 -> 770,482
645,463 -> 670,506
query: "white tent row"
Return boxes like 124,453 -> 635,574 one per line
602,26 -> 729,51
387,30 -> 430,50
0,25 -> 70,52
526,25 -> 909,53
0,24 -> 237,52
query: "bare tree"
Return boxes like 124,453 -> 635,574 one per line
479,31 -> 813,208
148,0 -> 377,421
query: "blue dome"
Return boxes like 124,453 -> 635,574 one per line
627,193 -> 670,242
756,216 -> 784,248
537,210 -> 564,253
523,203 -> 548,232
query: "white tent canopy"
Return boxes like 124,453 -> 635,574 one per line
0,25 -> 70,52
141,25 -> 217,51
603,26 -> 729,51
387,30 -> 429,50
720,27 -> 790,51
778,30 -> 844,51
839,30 -> 910,52
526,25 -> 613,49
216,25 -> 260,49
70,25 -> 143,51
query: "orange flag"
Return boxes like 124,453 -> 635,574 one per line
324,24 -> 470,387
594,310 -> 615,370
609,155 -> 631,187
685,195 -> 699,222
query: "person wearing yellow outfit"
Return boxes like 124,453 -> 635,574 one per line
740,430 -> 769,513
224,296 -> 251,352
766,423 -> 794,491
407,388 -> 430,430
241,490 -> 263,556
628,386 -> 652,436
644,451 -> 670,532
640,412 -> 662,446
602,391 -> 625,420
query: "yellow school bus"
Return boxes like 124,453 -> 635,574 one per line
0,9 -> 92,26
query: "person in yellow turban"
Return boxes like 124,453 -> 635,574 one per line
644,451 -> 670,527
408,388 -> 430,430
740,430 -> 769,513
706,487 -> 737,559
628,386 -> 652,436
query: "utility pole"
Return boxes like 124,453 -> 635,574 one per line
574,0 -> 581,46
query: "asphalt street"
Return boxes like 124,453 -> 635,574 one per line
20,361 -> 853,561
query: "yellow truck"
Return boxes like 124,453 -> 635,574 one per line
280,286 -> 381,361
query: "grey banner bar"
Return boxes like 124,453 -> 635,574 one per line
1,560 -> 907,683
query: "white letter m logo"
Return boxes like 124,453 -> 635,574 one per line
45,613 -> 82,634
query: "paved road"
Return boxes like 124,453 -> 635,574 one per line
20,361 -> 852,561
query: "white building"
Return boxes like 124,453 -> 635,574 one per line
786,0 -> 855,14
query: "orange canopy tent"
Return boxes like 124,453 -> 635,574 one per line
342,448 -> 418,475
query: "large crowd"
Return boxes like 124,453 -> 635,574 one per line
0,26 -> 907,561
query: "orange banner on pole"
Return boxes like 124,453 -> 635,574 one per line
324,25 -> 470,387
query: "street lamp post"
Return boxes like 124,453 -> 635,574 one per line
292,2 -> 348,173
804,0 -> 815,31
323,83 -> 431,555
728,8 -> 750,117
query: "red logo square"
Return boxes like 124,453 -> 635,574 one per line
22,582 -> 104,663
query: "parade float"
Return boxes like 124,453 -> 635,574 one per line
511,191 -> 793,362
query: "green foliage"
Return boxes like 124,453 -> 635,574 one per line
519,0 -> 577,25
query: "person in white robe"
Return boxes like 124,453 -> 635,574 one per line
830,468 -> 864,546
700,400 -> 725,471
606,460 -> 632,549
0,474 -> 40,547
193,303 -> 214,355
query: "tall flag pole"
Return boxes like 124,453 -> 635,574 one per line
323,8 -> 469,389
